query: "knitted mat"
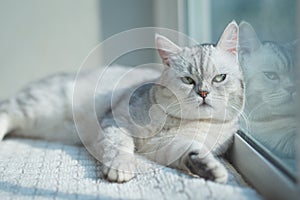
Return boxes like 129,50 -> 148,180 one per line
0,138 -> 261,200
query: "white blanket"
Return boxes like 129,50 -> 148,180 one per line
0,138 -> 261,200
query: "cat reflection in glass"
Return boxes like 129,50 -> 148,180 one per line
239,21 -> 297,159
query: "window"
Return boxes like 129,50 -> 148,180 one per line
184,0 -> 299,199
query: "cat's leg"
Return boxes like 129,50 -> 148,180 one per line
0,95 -> 46,141
91,126 -> 142,183
0,78 -> 81,144
139,136 -> 228,183
182,148 -> 228,183
0,100 -> 19,140
0,113 -> 11,140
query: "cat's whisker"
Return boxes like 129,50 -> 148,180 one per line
268,92 -> 286,98
166,100 -> 180,108
245,101 -> 271,121
0,21 -> 246,184
166,102 -> 182,110
183,99 -> 198,104
166,97 -> 199,110
228,104 -> 250,131
263,94 -> 291,104
166,96 -> 195,107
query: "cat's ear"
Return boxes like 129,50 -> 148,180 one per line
239,21 -> 262,54
156,34 -> 182,66
285,39 -> 298,51
217,21 -> 239,55
285,40 -> 298,61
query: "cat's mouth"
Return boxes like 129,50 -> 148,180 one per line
199,101 -> 213,108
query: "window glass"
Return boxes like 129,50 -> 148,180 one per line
191,0 -> 298,178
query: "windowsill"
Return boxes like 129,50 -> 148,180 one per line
229,132 -> 299,200
0,137 -> 261,199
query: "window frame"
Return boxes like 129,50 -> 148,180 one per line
180,1 -> 300,199
229,132 -> 299,199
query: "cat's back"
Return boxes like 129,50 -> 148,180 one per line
1,65 -> 161,144
94,65 -> 162,93
15,65 -> 162,112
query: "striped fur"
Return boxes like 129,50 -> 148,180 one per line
0,21 -> 244,183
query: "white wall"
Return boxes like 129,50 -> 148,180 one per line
99,0 -> 155,66
0,0 -> 101,99
0,0 -> 181,99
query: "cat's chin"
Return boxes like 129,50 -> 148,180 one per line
199,102 -> 213,108
168,111 -> 215,121
181,109 -> 218,121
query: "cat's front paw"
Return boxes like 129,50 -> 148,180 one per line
185,151 -> 228,183
101,156 -> 138,183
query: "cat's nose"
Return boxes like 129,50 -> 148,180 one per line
198,90 -> 209,98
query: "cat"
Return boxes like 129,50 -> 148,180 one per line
0,21 -> 244,183
238,21 -> 297,159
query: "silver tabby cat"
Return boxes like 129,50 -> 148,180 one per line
0,21 -> 244,183
239,22 -> 297,159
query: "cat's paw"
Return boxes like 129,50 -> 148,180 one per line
185,151 -> 228,183
101,156 -> 138,183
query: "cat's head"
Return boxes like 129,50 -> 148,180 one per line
155,21 -> 244,122
239,21 -> 297,120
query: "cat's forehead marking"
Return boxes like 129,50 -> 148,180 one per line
183,44 -> 215,79
190,45 -> 204,77
174,43 -> 234,80
200,45 -> 213,75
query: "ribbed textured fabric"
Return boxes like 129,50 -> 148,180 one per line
0,138 -> 261,200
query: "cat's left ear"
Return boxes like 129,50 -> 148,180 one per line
285,40 -> 299,51
285,40 -> 298,61
217,21 -> 239,56
156,34 -> 182,66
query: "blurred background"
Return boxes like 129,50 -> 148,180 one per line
0,0 -> 180,99
0,0 -> 296,99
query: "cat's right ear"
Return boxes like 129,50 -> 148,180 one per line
239,21 -> 262,54
155,34 -> 182,66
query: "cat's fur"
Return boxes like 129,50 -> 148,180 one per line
239,21 -> 297,158
0,21 -> 244,183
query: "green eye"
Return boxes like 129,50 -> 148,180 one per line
264,72 -> 279,80
213,74 -> 227,83
181,76 -> 195,85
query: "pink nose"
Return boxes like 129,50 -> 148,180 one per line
199,91 -> 209,98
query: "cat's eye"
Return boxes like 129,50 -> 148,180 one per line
181,76 -> 195,85
264,71 -> 280,80
212,74 -> 227,83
